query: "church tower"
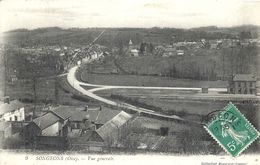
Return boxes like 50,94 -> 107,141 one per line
128,39 -> 134,50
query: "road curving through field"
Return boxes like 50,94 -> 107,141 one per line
67,66 -> 203,123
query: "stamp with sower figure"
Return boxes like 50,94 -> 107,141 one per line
204,102 -> 259,157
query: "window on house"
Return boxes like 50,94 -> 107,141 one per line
238,82 -> 241,87
14,116 -> 18,121
250,82 -> 253,87
9,117 -> 12,121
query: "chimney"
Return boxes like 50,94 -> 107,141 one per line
3,96 -> 10,104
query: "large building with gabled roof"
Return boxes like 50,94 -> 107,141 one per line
228,74 -> 257,95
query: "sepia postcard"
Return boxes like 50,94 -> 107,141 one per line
0,0 -> 259,164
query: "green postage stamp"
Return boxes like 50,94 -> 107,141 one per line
204,102 -> 259,157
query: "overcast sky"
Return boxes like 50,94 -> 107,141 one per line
0,0 -> 260,32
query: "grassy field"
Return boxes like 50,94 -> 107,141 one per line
85,85 -> 260,129
93,88 -> 201,101
133,97 -> 259,128
80,73 -> 227,87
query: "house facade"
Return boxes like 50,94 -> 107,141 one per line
0,99 -> 25,122
25,112 -> 66,140
41,121 -> 64,136
228,74 -> 257,95
129,49 -> 139,57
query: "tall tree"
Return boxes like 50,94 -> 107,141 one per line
139,42 -> 146,55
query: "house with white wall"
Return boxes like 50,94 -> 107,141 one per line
0,99 -> 25,122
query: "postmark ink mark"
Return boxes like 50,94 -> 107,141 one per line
204,102 -> 259,157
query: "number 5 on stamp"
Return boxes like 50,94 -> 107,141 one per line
204,102 -> 259,157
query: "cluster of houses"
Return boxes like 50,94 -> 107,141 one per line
23,105 -> 135,150
1,81 -> 258,151
4,43 -> 108,83
0,96 -> 194,152
24,44 -> 107,65
3,44 -> 100,66
49,44 -> 107,65
124,38 -> 260,58
80,45 -> 107,64
0,97 -> 139,151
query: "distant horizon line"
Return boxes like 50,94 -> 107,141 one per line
2,24 -> 260,33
